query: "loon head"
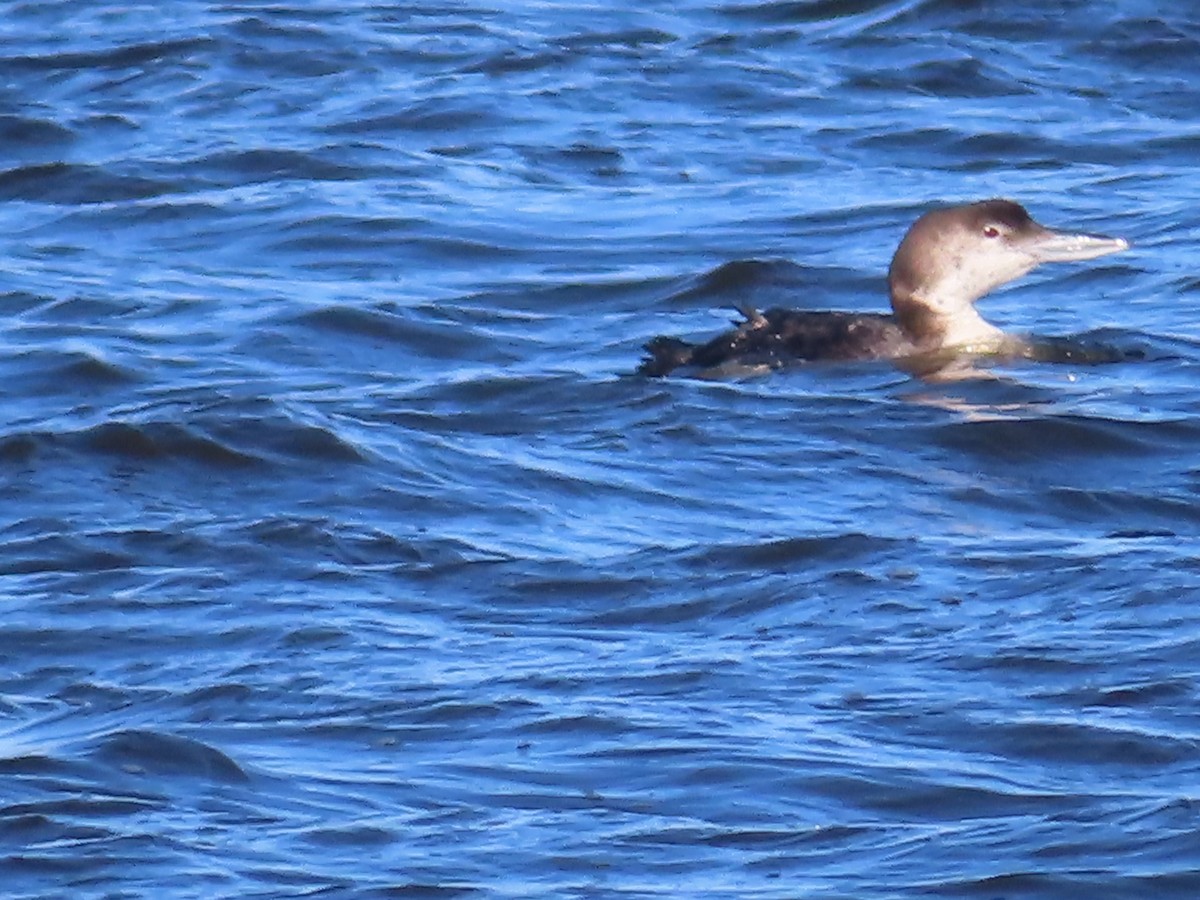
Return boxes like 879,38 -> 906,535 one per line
886,199 -> 1129,350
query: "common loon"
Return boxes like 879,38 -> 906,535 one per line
638,199 -> 1129,377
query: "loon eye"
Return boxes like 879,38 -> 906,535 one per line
983,224 -> 1001,238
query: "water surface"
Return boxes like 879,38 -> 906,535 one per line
2,2 -> 1200,897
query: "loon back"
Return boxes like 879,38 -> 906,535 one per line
637,307 -> 908,377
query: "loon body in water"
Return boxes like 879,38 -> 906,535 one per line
638,199 -> 1129,377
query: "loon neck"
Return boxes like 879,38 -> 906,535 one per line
891,287 -> 1005,352
936,308 -> 1005,351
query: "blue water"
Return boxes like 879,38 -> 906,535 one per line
3,2 -> 1200,897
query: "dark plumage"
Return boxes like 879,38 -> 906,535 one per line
638,307 -> 907,377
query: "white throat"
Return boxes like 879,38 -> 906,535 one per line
916,280 -> 1008,350
937,305 -> 1005,349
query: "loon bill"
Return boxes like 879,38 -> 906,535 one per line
638,199 -> 1129,377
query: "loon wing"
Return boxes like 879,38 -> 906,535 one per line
638,308 -> 907,377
